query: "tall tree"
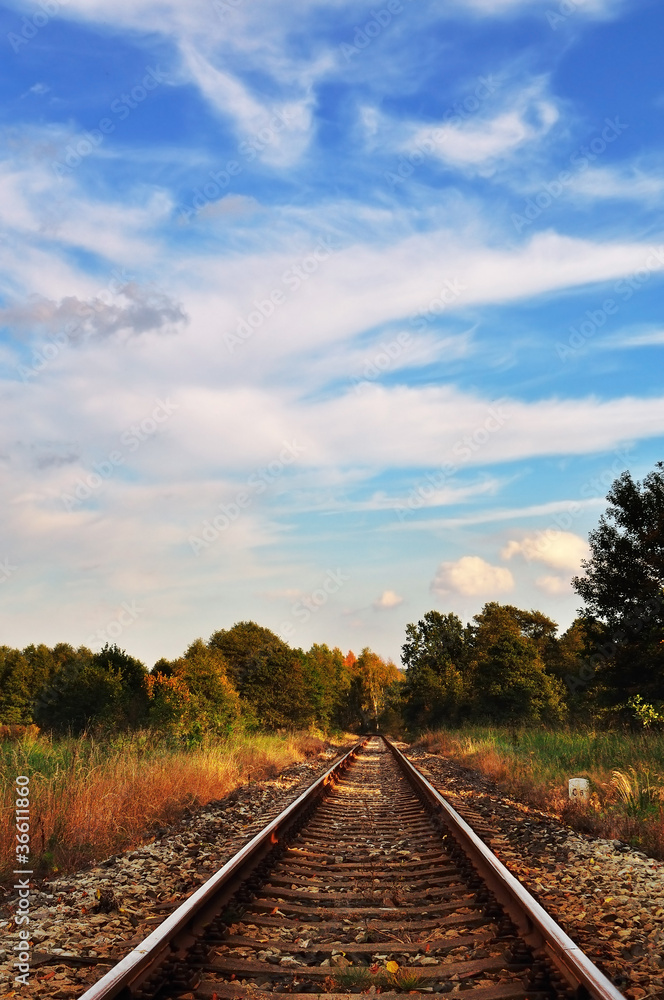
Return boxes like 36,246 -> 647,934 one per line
401,612 -> 466,727
303,644 -> 352,730
465,603 -> 566,724
469,634 -> 566,725
34,644 -> 147,734
150,639 -> 240,736
0,647 -> 32,724
353,648 -> 402,730
573,462 -> 664,704
208,622 -> 289,688
209,622 -> 314,729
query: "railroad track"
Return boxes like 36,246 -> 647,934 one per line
78,737 -> 627,1000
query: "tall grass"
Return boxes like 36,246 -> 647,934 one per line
417,726 -> 664,857
1,729 -> 327,881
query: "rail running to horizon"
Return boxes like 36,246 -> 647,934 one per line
77,736 -> 627,1000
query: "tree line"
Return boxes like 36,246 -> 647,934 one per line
0,623 -> 402,738
1,461 -> 663,736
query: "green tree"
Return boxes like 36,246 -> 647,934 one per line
145,671 -> 195,736
466,604 -> 566,724
352,648 -> 402,731
303,644 -> 352,730
240,645 -> 315,729
401,612 -> 466,728
502,606 -> 559,666
209,622 -> 314,729
34,644 -> 147,734
150,639 -> 240,736
470,634 -> 566,725
573,462 -> 664,704
208,621 -> 288,688
0,647 -> 32,724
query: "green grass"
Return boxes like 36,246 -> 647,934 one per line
418,725 -> 664,856
1,728 -> 328,881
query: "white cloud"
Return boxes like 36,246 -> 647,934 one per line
432,556 -> 514,597
568,164 -> 664,202
502,531 -> 589,571
372,75 -> 561,178
410,84 -> 558,170
459,0 -> 623,14
536,575 -> 571,595
385,497 -> 604,531
606,327 -> 664,348
373,590 -> 404,611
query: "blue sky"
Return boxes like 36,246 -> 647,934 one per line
1,0 -> 663,667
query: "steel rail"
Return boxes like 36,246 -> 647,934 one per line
77,739 -> 366,1000
384,736 -> 626,1000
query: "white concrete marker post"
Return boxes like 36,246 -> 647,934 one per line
569,777 -> 590,800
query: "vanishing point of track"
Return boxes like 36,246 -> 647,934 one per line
78,737 -> 627,1000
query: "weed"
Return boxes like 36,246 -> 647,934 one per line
416,725 -> 664,858
612,767 -> 663,817
0,728 -> 330,882
332,966 -> 375,990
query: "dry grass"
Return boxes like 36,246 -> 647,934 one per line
416,726 -> 664,858
1,730 -> 329,881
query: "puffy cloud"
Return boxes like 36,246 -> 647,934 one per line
502,531 -> 589,571
373,590 -> 404,611
432,556 -> 514,597
536,575 -> 571,595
